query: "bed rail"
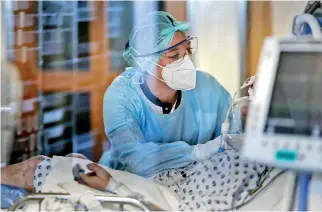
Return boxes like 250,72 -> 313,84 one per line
8,193 -> 164,211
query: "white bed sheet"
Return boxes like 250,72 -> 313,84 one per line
41,156 -> 180,211
237,171 -> 322,211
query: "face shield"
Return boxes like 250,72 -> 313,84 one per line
122,11 -> 192,79
134,36 -> 198,67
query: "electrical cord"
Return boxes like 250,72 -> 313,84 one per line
304,1 -> 321,14
228,169 -> 286,211
220,75 -> 256,148
281,171 -> 298,211
219,95 -> 250,152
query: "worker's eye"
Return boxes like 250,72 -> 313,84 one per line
168,54 -> 180,60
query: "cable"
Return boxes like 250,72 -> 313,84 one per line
281,171 -> 298,211
294,14 -> 322,39
232,97 -> 250,133
231,170 -> 286,211
289,174 -> 299,211
222,96 -> 250,135
218,76 -> 256,153
304,1 -> 321,14
298,173 -> 312,211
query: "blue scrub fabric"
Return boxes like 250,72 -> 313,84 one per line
99,68 -> 235,177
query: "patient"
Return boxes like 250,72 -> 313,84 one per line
79,149 -> 276,211
1,150 -> 277,211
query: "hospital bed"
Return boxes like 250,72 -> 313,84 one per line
0,155 -> 288,211
1,156 -> 180,211
8,193 -> 163,211
0,157 -> 287,211
4,159 -> 322,211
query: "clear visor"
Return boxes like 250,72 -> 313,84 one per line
133,36 -> 198,60
162,37 -> 198,67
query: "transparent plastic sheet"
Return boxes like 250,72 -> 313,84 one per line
231,98 -> 249,135
1,184 -> 29,209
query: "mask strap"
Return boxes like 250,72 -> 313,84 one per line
131,48 -> 166,83
131,71 -> 145,84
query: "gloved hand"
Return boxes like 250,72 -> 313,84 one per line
241,75 -> 256,117
191,135 -> 230,161
226,134 -> 244,150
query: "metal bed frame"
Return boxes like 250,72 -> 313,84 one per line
8,193 -> 164,211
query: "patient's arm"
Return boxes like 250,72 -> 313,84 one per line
76,163 -> 111,190
1,156 -> 47,192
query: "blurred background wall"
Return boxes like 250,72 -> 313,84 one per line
271,1 -> 307,36
187,1 -> 242,95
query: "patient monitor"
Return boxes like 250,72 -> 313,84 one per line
242,37 -> 322,172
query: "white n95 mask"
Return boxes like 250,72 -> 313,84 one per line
161,55 -> 197,91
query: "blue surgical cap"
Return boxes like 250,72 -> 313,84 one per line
123,11 -> 191,71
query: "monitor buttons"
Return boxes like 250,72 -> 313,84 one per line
262,140 -> 268,147
295,143 -> 301,151
273,142 -> 278,150
306,144 -> 312,151
283,142 -> 289,149
298,153 -> 305,161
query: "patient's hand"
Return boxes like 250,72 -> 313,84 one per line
1,155 -> 48,192
77,163 -> 111,190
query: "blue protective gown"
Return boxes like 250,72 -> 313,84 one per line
99,68 -> 233,177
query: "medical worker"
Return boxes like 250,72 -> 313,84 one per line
100,11 -> 244,177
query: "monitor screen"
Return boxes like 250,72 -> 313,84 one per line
265,52 -> 322,137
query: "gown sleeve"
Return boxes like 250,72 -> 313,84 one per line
100,85 -> 194,177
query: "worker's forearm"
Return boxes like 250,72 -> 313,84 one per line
125,143 -> 194,177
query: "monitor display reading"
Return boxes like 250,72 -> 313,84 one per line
265,52 -> 322,137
